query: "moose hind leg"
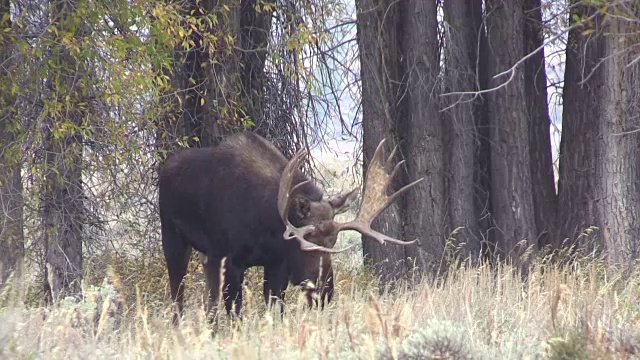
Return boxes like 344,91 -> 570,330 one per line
161,224 -> 192,326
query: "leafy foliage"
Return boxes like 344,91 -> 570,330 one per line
0,0 -> 361,296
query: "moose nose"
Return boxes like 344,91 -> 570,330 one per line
302,280 -> 319,308
303,280 -> 317,291
197,252 -> 208,264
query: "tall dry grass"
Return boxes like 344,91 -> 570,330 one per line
1,249 -> 639,359
2,158 -> 639,359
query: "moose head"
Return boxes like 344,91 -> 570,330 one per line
277,139 -> 424,305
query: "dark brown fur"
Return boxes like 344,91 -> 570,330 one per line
158,132 -> 354,323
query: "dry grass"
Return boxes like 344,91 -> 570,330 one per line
1,250 -> 640,360
2,160 -> 639,359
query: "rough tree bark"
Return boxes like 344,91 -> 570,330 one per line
356,0 -> 444,281
557,3 -> 603,253
42,0 -> 86,300
0,125 -> 23,286
400,0 -> 444,276
161,0 -> 229,149
523,0 -> 558,250
559,2 -> 640,264
159,0 -> 275,152
485,0 -> 538,266
443,0 -> 484,261
597,4 -> 640,264
471,2 -> 493,258
0,0 -> 24,285
239,0 -> 273,134
356,0 -> 407,282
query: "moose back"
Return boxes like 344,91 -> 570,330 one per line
158,132 -> 423,324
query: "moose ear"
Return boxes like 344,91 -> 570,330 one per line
328,188 -> 359,215
294,196 -> 312,220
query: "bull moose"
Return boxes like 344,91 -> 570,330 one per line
158,132 -> 422,324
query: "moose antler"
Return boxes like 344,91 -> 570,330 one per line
333,139 -> 424,245
277,149 -> 352,253
278,139 -> 423,253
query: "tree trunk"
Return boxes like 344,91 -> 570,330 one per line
0,128 -> 23,286
557,4 -> 603,253
400,0 -> 444,276
41,0 -> 87,301
442,0 -> 484,261
485,0 -> 537,267
523,0 -> 558,250
357,0 -> 444,281
0,0 -> 24,285
239,0 -> 273,132
163,0 -> 228,149
158,0 -> 275,153
471,2 -> 493,258
356,0 -> 407,283
595,4 -> 640,264
559,2 -> 640,264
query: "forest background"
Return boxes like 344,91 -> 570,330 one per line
1,0 -> 640,358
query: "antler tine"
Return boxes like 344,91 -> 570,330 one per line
389,177 -> 425,204
278,148 -> 315,242
333,138 -> 424,247
386,159 -> 425,205
388,159 -> 406,183
277,149 -> 308,221
344,222 -> 418,246
278,148 -> 352,254
297,239 -> 356,253
369,138 -> 387,173
386,144 -> 399,172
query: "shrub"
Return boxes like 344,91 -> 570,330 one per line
378,319 -> 494,360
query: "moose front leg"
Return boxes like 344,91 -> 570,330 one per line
320,267 -> 334,308
263,264 -> 289,316
222,264 -> 245,318
203,257 -> 245,324
202,256 -> 222,325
